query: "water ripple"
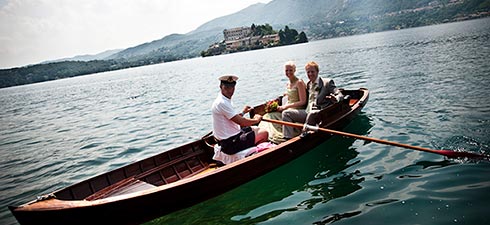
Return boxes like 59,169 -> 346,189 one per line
1,18 -> 490,225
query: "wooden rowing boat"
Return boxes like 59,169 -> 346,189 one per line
9,88 -> 369,225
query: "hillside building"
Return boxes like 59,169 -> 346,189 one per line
223,27 -> 252,41
222,27 -> 280,52
202,25 -> 286,57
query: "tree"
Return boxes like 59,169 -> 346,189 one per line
252,23 -> 275,36
279,26 -> 304,45
296,31 -> 308,43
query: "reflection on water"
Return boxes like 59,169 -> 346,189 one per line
1,18 -> 490,225
313,210 -> 362,225
232,115 -> 372,224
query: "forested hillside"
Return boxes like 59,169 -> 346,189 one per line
1,0 -> 488,88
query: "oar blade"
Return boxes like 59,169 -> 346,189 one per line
438,149 -> 490,160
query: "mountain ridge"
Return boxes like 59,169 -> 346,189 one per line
1,0 -> 489,88
42,49 -> 123,64
104,0 -> 490,62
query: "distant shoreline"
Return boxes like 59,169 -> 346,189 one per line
1,12 -> 488,89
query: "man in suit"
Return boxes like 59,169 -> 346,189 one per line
282,61 -> 343,139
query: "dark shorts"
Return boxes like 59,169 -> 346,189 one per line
219,127 -> 255,155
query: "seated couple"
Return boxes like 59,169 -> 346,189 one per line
259,61 -> 344,143
210,61 -> 343,163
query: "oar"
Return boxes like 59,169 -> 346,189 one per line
262,118 -> 490,160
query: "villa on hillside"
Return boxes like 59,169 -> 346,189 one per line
201,24 -> 307,57
202,25 -> 285,57
223,27 -> 253,41
222,26 -> 280,52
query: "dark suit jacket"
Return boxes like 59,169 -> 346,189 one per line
309,77 -> 343,110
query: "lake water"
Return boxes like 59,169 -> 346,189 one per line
1,18 -> 489,225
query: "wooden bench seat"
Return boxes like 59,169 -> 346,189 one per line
86,178 -> 156,200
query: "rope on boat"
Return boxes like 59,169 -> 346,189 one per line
36,193 -> 56,202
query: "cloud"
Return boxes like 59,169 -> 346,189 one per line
0,0 -> 271,69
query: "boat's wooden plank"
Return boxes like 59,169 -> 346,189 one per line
84,149 -> 206,201
102,179 -> 156,198
135,149 -> 205,180
85,178 -> 139,201
71,182 -> 92,200
197,167 -> 218,175
89,175 -> 111,194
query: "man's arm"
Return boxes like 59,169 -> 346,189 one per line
231,113 -> 262,127
325,79 -> 343,103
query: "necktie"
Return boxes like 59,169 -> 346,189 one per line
306,82 -> 318,113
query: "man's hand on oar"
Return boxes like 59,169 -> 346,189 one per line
262,118 -> 490,160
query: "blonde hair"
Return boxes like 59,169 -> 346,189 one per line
284,61 -> 296,71
305,61 -> 319,72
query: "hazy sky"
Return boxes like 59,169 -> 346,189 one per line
0,0 -> 272,69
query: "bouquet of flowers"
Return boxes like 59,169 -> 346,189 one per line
264,99 -> 279,113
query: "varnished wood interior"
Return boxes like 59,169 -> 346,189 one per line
55,140 -> 215,201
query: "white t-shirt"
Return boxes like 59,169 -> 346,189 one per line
212,93 -> 241,140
